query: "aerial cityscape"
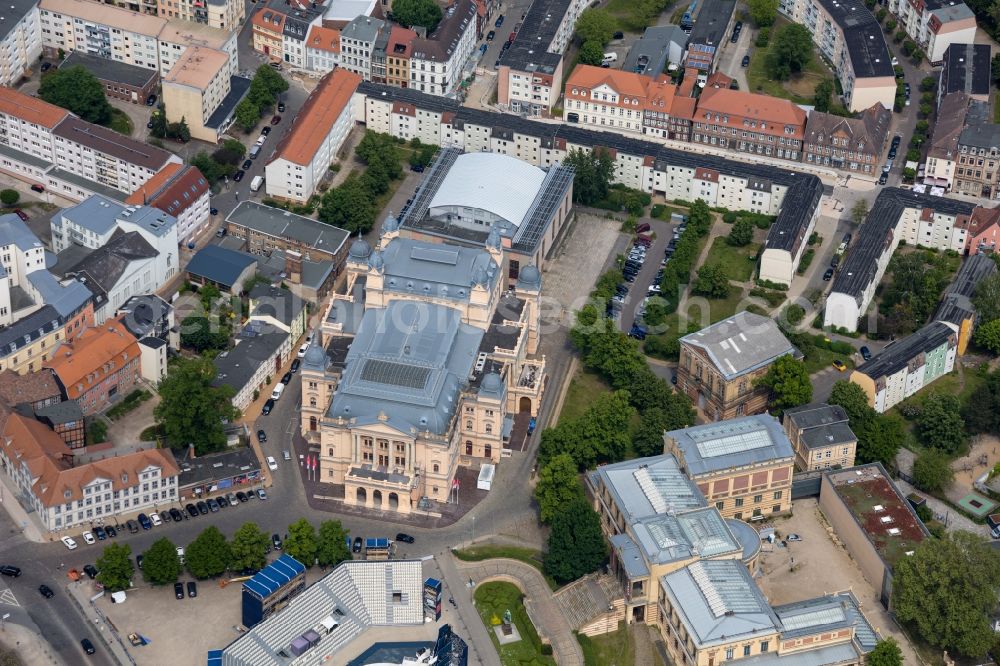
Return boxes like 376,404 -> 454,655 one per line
0,0 -> 997,663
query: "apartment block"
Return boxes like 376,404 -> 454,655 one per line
684,0 -> 736,71
0,0 -> 42,88
39,0 -> 163,70
885,0 -> 976,63
691,87 -> 807,161
305,24 -> 340,74
955,100 -> 1000,199
408,0 -> 477,96
157,0 -> 243,31
126,163 -> 210,244
782,403 -> 857,471
161,45 -> 234,142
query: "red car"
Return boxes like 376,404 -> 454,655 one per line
635,222 -> 651,233
13,209 -> 28,221
270,115 -> 281,125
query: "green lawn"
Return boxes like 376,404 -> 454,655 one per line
604,0 -> 669,32
703,237 -> 759,282
577,624 -> 635,666
746,19 -> 832,103
107,108 -> 133,136
686,288 -> 747,324
560,370 -> 612,423
474,582 -> 556,666
804,346 -> 854,376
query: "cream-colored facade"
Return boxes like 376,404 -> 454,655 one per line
162,45 -> 232,142
301,223 -> 545,516
157,0 -> 243,31
782,403 -> 857,472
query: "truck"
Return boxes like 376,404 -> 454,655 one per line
250,175 -> 264,192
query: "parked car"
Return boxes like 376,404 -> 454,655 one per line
270,115 -> 281,125
495,14 -> 504,27
149,513 -> 162,527
257,429 -> 267,443
137,513 -> 152,530
177,547 -> 185,565
0,565 -> 21,577
236,491 -> 249,503
13,209 -> 28,221
216,496 -> 229,508
82,531 -> 96,545
859,346 -> 872,361
877,171 -> 888,185
290,359 -> 301,373
741,54 -> 750,67
169,507 -> 184,522
266,456 -> 278,471
210,207 -> 218,216
83,564 -> 98,579
136,554 -> 143,570
196,501 -> 209,515
823,268 -> 834,281
262,399 -> 274,415
486,30 -> 495,40
187,581 -> 197,598
94,526 -> 106,540
174,582 -> 185,599
272,533 -> 283,550
277,102 -> 285,112
40,62 -> 51,72
353,537 -> 363,553
832,360 -> 847,371
281,372 -> 292,384
241,159 -> 252,170
635,222 -> 650,233
185,504 -> 199,518
146,94 -> 157,106
207,498 -> 220,512
395,533 -> 415,544
81,639 -> 96,655
260,126 -> 271,137
233,170 -> 245,182
269,61 -> 282,70
30,184 -> 44,193
104,526 -> 117,538
126,519 -> 139,533
227,492 -> 239,505
38,584 -> 54,598
256,489 -> 268,500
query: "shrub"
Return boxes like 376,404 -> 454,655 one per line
756,27 -> 770,47
0,189 -> 19,206
885,18 -> 897,31
905,148 -> 920,162
756,279 -> 789,292
796,249 -> 815,274
785,304 -> 805,326
723,211 -> 737,224
749,287 -> 787,307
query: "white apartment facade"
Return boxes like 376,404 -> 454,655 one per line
885,0 -> 977,63
339,16 -> 382,81
896,204 -> 969,251
305,25 -> 340,73
408,0 -> 477,97
39,0 -> 164,70
0,215 -> 47,325
0,2 -> 42,88
157,0 -> 243,32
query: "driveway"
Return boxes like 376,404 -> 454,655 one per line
618,217 -> 675,333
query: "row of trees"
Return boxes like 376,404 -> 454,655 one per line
317,132 -> 407,234
190,139 -> 247,187
574,9 -> 616,67
96,519 -> 352,591
234,66 -> 289,133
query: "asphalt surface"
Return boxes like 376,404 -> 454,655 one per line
619,217 -> 677,333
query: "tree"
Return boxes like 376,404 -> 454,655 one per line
577,40 -> 605,66
285,518 -> 318,566
0,189 -> 18,206
186,526 -> 231,579
632,407 -> 674,457
543,496 -> 607,584
974,318 -> 1000,355
255,64 -> 289,98
916,392 -> 966,453
142,538 -> 181,585
828,381 -> 903,465
812,78 -> 834,112
154,356 -> 239,452
190,152 -> 232,184
39,65 -> 112,124
564,148 -> 614,205
316,520 -> 351,568
534,453 -> 583,524
317,176 -> 377,233
867,638 -> 903,666
756,355 -> 812,413
575,8 -> 616,44
692,265 -> 730,299
727,218 -> 753,246
96,542 -> 134,592
747,0 -> 779,26
234,97 -> 260,133
179,316 -> 229,353
974,273 -> 1000,324
850,198 -> 869,226
391,0 -> 443,31
150,110 -> 168,139
766,23 -> 813,80
229,522 -> 269,572
893,531 -> 1000,657
993,53 -> 1000,85
167,117 -> 190,143
538,390 -> 635,469
911,448 -> 953,493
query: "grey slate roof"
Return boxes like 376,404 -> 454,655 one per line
855,321 -> 956,380
623,26 -> 685,76
689,0 -> 737,50
784,403 -> 857,452
0,305 -> 62,356
377,237 -> 500,302
226,201 -> 349,257
832,187 -> 976,300
942,43 -> 991,98
661,559 -> 780,648
665,414 -> 795,477
186,245 -> 256,289
0,0 -> 38,43
774,592 -> 878,651
52,117 -> 172,171
609,533 -> 649,578
0,214 -> 44,252
61,231 -> 158,305
61,52 -> 159,88
680,311 -> 797,379
59,195 -> 127,236
205,76 -> 252,131
342,15 -> 384,43
25,271 -> 91,319
249,284 -> 304,327
588,454 -> 706,522
934,253 -> 997,325
327,300 -> 483,436
35,399 -> 84,425
213,327 -> 290,393
500,0 -> 568,73
815,0 -> 894,77
959,100 -> 1000,150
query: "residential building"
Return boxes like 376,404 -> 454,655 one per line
778,0 -> 896,112
940,43 -> 991,105
161,45 -> 235,142
759,175 -> 824,285
562,65 -> 690,138
408,0 -> 477,96
52,193 -> 179,259
825,187 -> 977,331
157,0 -> 243,31
0,0 -> 41,88
305,24 -> 341,74
850,321 -> 958,412
251,6 -> 285,61
280,6 -> 320,70
691,87 -> 807,161
959,205 -> 1000,256
623,25 -> 688,78
663,415 -> 795,520
385,25 -> 415,89
44,317 -> 141,415
397,148 -> 574,278
224,200 -> 349,273
355,82 -> 825,259
305,227 -> 546,515
0,369 -> 61,411
265,69 -> 360,203
886,0 -> 976,64
339,15 -> 384,80
38,0 -> 165,71
125,164 -> 211,244
155,19 -> 237,79
782,403 -> 857,471
933,253 -> 996,354
185,244 -> 257,295
116,293 -> 178,350
924,92 -> 969,190
33,399 -> 85,449
247,284 -> 306,342
802,103 -> 891,175
0,411 -> 179,531
954,100 -> 1000,199
497,0 -> 589,114
819,464 -> 929,607
60,51 -> 158,105
684,0 -> 736,71
213,323 -> 291,411
0,213 -> 48,325
676,311 -> 798,421
0,305 -> 82,374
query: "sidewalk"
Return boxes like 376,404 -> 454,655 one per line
434,552 -> 502,666
0,621 -> 66,666
65,580 -> 134,666
0,467 -> 45,543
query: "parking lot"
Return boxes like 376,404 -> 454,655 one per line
757,498 -> 918,663
616,215 -> 682,333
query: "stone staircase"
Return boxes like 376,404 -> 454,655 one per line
553,572 -> 624,631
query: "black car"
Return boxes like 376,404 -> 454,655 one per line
210,207 -> 218,216
207,499 -> 220,512
860,345 -> 872,361
185,503 -> 199,518
257,429 -> 267,443
236,491 -> 249,503
290,359 -> 300,373
170,507 -> 184,522
261,126 -> 272,136
126,519 -> 139,534
0,565 -> 20,577
146,120 -> 154,129
395,533 -> 415,544
160,510 -> 172,523
262,399 -> 275,415
842,232 -> 852,245
242,159 -> 252,170
146,94 -> 157,106
891,135 -> 901,148
272,534 -> 283,550
174,582 -> 185,599
81,638 -> 96,655
281,372 -> 292,384
613,31 -> 624,39
495,14 -> 504,27
823,267 -> 835,281
137,513 -> 152,530
136,555 -> 144,570
277,102 -> 285,112
94,526 -> 106,540
877,171 -> 888,185
41,62 -> 51,72
83,564 -> 98,579
196,501 -> 209,515
831,255 -> 840,268
105,525 -> 117,538
215,496 -> 229,508
38,584 -> 54,598
187,581 -> 197,598
233,170 -> 245,182
486,30 -> 495,40
741,55 -> 750,67
352,536 -> 363,553
410,163 -> 425,172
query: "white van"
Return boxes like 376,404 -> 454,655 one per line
270,383 -> 285,401
601,52 -> 617,65
250,175 -> 264,192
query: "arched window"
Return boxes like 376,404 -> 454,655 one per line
485,423 -> 492,434
310,416 -> 317,431
466,420 -> 473,430
433,463 -> 440,473
309,397 -> 317,407
465,441 -> 473,455
328,447 -> 334,456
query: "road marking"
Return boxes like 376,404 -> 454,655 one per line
0,588 -> 19,607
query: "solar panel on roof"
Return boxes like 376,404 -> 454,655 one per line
360,359 -> 431,389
